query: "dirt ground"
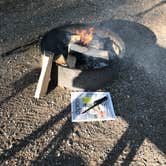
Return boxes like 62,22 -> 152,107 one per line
0,0 -> 166,166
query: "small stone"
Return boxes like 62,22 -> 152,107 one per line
67,139 -> 73,146
129,74 -> 133,80
72,132 -> 76,137
56,151 -> 60,157
90,150 -> 94,153
51,101 -> 55,104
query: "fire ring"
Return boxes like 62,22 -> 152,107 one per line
40,24 -> 125,91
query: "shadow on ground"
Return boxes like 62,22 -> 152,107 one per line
100,19 -> 166,165
32,152 -> 86,166
0,68 -> 40,108
0,19 -> 165,165
134,1 -> 166,18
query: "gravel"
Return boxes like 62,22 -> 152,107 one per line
0,0 -> 166,165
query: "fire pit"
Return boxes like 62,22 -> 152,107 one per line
35,24 -> 125,98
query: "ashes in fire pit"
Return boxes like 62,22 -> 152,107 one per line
35,24 -> 125,98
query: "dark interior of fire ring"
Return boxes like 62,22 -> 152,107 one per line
40,24 -> 123,90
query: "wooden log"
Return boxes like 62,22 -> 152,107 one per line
34,52 -> 54,98
69,35 -> 81,43
69,43 -> 109,59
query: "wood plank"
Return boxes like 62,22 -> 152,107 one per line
34,52 -> 54,98
69,43 -> 109,59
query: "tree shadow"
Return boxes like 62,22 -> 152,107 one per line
31,118 -> 86,166
0,101 -> 86,165
99,20 -> 166,165
0,68 -> 40,108
32,152 -> 86,166
0,105 -> 71,164
0,66 -> 85,164
47,62 -> 58,93
101,60 -> 166,165
134,1 -> 166,18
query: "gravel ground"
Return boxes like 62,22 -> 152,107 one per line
1,0 -> 166,55
0,0 -> 166,166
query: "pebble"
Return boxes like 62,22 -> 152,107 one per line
90,150 -> 94,154
5,161 -> 8,165
51,101 -> 55,104
56,151 -> 61,157
67,139 -> 73,146
72,132 -> 76,137
127,95 -> 130,98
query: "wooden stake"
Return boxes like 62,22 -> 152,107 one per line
34,52 -> 54,98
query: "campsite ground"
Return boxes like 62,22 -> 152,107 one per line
0,0 -> 166,165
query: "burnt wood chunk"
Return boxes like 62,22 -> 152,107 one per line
69,43 -> 109,59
